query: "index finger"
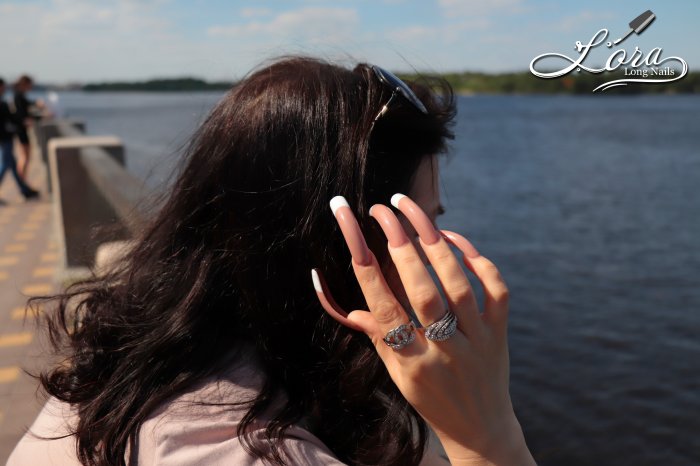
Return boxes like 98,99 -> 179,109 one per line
330,196 -> 415,338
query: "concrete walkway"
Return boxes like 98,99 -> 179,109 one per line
0,142 -> 57,462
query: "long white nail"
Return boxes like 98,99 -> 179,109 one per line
330,195 -> 349,215
311,269 -> 323,292
390,193 -> 406,209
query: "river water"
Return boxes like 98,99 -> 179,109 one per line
53,91 -> 700,465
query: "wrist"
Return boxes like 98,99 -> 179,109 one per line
437,418 -> 536,466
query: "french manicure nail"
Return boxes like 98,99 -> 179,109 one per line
330,196 -> 372,266
391,193 -> 441,245
311,268 -> 323,292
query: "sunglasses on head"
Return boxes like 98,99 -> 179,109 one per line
371,65 -> 428,122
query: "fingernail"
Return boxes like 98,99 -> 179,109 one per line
440,230 -> 480,258
391,193 -> 441,245
311,268 -> 364,331
369,204 -> 409,248
330,196 -> 372,266
311,268 -> 323,292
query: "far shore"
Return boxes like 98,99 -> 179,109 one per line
36,71 -> 700,95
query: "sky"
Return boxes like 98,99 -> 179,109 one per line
0,0 -> 698,83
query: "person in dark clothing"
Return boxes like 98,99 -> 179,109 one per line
0,78 -> 40,201
13,75 -> 46,181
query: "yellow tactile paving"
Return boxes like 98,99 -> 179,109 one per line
32,267 -> 54,278
11,305 -> 42,320
41,253 -> 58,262
20,223 -> 41,231
0,255 -> 20,266
14,232 -> 35,241
11,307 -> 25,320
0,366 -> 21,383
21,283 -> 53,295
0,332 -> 33,347
4,243 -> 27,253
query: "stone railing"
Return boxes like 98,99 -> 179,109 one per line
36,120 -> 152,283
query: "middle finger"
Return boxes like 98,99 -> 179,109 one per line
369,203 -> 445,328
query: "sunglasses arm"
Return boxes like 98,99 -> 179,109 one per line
373,90 -> 398,122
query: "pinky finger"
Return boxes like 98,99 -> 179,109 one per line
439,231 -> 510,329
311,268 -> 364,331
310,269 -> 396,362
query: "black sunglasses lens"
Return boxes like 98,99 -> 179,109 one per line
372,66 -> 428,115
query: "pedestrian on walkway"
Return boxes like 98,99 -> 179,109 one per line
13,75 -> 48,181
0,77 -> 40,202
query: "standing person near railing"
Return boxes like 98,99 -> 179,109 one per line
0,77 -> 39,202
12,74 -> 50,181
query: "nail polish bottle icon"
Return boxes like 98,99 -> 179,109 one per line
613,10 -> 656,45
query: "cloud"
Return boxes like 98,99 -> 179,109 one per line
553,10 -> 617,33
2,0 -> 693,82
208,7 -> 359,44
0,0 -> 182,81
239,7 -> 273,18
0,3 -> 42,14
438,0 -> 525,18
386,25 -> 436,42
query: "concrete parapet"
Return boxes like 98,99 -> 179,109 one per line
48,136 -> 133,280
35,119 -> 86,193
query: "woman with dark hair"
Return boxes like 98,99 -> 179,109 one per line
9,57 -> 535,465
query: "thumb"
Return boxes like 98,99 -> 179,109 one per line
347,311 -> 396,362
347,310 -> 381,335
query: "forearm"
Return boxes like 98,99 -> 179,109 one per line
445,443 -> 536,466
437,421 -> 536,466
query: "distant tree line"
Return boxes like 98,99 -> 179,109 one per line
403,70 -> 700,94
83,78 -> 234,92
80,72 -> 699,94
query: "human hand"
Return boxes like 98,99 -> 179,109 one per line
311,195 -> 535,466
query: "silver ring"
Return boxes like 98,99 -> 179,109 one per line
424,310 -> 458,341
383,322 -> 416,350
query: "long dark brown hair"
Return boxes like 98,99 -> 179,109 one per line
30,56 -> 456,465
